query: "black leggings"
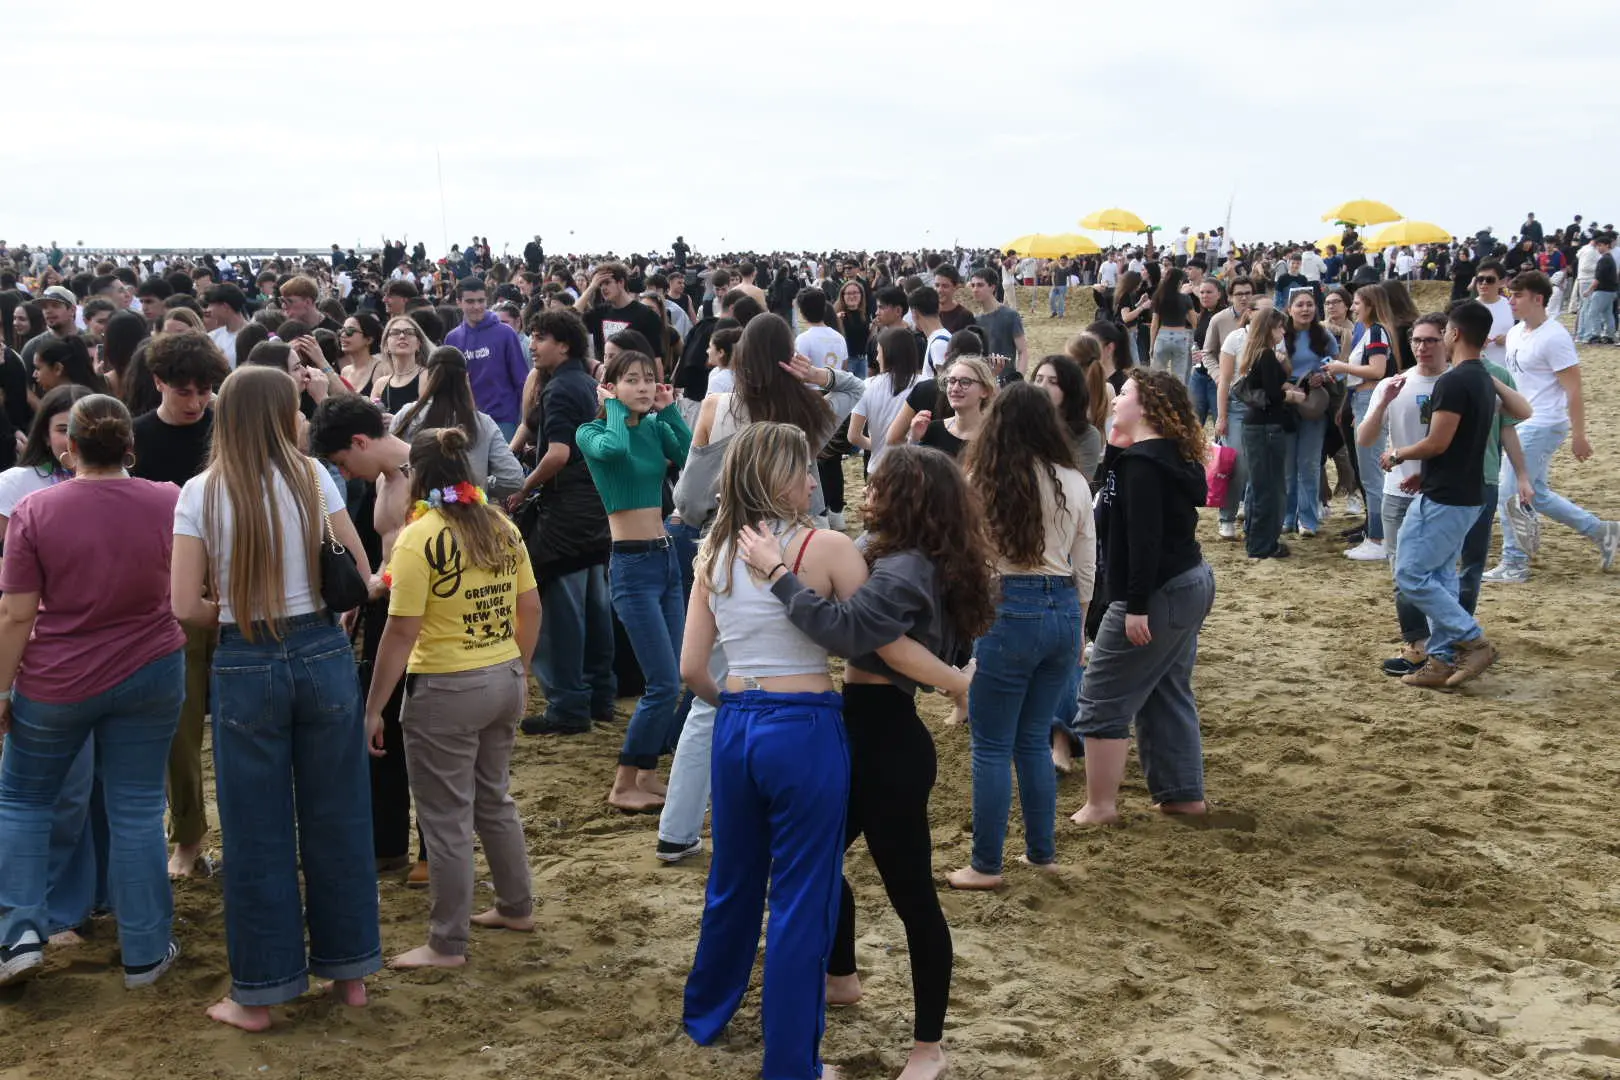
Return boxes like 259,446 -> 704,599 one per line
817,454 -> 846,513
830,684 -> 952,1043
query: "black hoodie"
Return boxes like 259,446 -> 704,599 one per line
1096,439 -> 1206,615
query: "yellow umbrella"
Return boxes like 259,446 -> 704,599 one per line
1079,208 -> 1148,233
1316,231 -> 1356,251
1363,220 -> 1453,247
1002,233 -> 1044,255
1320,199 -> 1401,227
1019,233 -> 1102,258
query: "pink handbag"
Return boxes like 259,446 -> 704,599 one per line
1205,441 -> 1236,507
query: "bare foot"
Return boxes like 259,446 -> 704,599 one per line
387,945 -> 466,970
168,842 -> 204,879
1050,731 -> 1074,774
471,908 -> 534,933
898,1043 -> 948,1080
1070,803 -> 1123,826
821,1066 -> 843,1080
946,696 -> 967,727
329,978 -> 370,1006
636,770 -> 668,797
207,999 -> 272,1032
48,929 -> 84,947
945,867 -> 1003,891
608,787 -> 665,813
826,972 -> 862,1006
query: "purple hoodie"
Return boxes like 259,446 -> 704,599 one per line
446,313 -> 528,425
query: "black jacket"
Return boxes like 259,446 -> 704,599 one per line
1096,439 -> 1206,614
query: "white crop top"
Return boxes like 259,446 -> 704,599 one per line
709,525 -> 829,679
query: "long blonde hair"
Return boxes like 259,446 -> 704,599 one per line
695,422 -> 812,597
202,366 -> 323,641
1238,308 -> 1289,378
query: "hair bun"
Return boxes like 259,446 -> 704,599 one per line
435,427 -> 469,454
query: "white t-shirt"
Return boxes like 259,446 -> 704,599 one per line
1300,251 -> 1327,282
795,325 -> 848,370
1374,369 -> 1442,489
209,324 -> 242,368
174,460 -> 347,625
706,368 -> 735,395
1505,318 -> 1579,429
0,466 -> 63,518
1481,295 -> 1514,367
852,373 -> 921,475
1098,261 -> 1119,288
922,328 -> 951,379
1576,244 -> 1599,281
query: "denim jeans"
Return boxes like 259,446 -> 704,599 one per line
609,543 -> 686,770
968,576 -> 1080,875
1573,279 -> 1594,339
533,564 -> 616,728
1578,290 -> 1616,341
658,644 -> 726,849
1242,420 -> 1288,558
0,649 -> 183,968
1394,496 -> 1485,664
1152,329 -> 1193,384
1190,367 -> 1219,427
1384,493 -> 1427,643
1283,414 -> 1326,533
1049,286 -> 1068,317
847,354 -> 869,380
1458,484 -> 1498,616
1218,389 -> 1248,526
212,613 -> 381,1006
1076,563 -> 1214,804
1498,422 -> 1604,568
666,519 -> 702,605
1350,389 -> 1385,540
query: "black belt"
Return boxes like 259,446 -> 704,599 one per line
612,536 -> 673,553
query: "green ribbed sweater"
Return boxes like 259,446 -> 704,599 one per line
576,399 -> 692,513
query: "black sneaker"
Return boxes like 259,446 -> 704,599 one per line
1339,525 -> 1365,543
656,838 -> 704,863
124,940 -> 180,989
0,933 -> 44,987
1382,655 -> 1424,677
520,715 -> 590,736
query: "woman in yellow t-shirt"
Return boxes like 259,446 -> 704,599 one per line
365,427 -> 541,970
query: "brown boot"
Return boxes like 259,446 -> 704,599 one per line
1445,638 -> 1498,687
406,860 -> 430,889
1401,656 -> 1458,689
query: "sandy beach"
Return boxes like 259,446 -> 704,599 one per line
3,283 -> 1618,1080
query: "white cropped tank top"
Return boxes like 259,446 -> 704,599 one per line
709,525 -> 830,679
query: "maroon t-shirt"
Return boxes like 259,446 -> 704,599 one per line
1,478 -> 185,702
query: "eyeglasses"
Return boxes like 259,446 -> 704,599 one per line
1411,336 -> 1443,345
385,328 -> 417,339
944,376 -> 983,389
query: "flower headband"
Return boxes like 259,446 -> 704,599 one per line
407,482 -> 487,523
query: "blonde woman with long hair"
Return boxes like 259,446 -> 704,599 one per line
679,423 -> 964,1080
170,366 -> 379,1032
368,315 -> 430,416
1325,284 -> 1398,560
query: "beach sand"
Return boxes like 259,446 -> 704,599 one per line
4,282 -> 1618,1079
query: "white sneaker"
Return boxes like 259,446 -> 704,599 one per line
827,511 -> 846,532
1481,563 -> 1531,584
1345,493 -> 1365,517
1319,502 -> 1333,522
1504,496 -> 1541,557
1599,520 -> 1620,571
1218,521 -> 1238,540
1345,539 -> 1386,561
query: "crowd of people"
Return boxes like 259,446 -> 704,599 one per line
0,215 -> 1613,1079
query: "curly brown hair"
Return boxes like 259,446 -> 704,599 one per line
1128,369 -> 1206,464
862,445 -> 995,645
965,381 -> 1078,569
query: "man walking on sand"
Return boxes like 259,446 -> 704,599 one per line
1384,302 -> 1502,689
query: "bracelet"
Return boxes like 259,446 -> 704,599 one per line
767,562 -> 787,578
0,688 -> 11,702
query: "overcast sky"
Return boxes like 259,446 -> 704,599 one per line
10,2 -> 1620,257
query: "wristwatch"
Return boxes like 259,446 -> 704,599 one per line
1390,448 -> 1403,465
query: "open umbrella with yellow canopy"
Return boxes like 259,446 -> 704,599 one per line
1002,233 -> 1044,255
1079,208 -> 1148,234
1363,220 -> 1453,247
1021,233 -> 1103,258
1321,199 -> 1401,227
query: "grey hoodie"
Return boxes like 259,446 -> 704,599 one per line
394,407 -> 525,499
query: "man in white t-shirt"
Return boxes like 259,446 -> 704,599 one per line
1573,238 -> 1600,339
1300,247 -> 1327,283
909,286 -> 950,378
1356,313 -> 1446,672
1097,255 -> 1120,289
1484,270 -> 1620,582
793,288 -> 848,370
1470,259 -> 1515,367
203,284 -> 249,368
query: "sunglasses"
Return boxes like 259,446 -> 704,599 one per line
1476,276 -> 1498,284
339,327 -> 361,336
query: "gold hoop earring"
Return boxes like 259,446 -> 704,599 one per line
58,451 -> 77,472
122,452 -> 137,471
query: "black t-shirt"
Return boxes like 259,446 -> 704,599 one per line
131,409 -> 213,486
938,304 -> 977,334
1420,358 -> 1495,506
906,378 -> 951,421
1156,291 -> 1196,329
919,419 -> 966,458
583,300 -> 667,366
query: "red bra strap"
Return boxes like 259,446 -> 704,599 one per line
791,528 -> 817,575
